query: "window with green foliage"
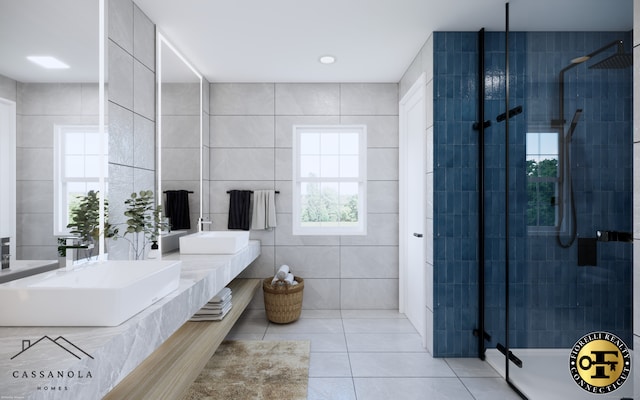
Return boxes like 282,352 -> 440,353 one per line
293,125 -> 367,235
53,125 -> 108,235
526,131 -> 559,228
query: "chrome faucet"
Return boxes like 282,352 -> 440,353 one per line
57,237 -> 89,269
1,237 -> 10,270
198,217 -> 212,232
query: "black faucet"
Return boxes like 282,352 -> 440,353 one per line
1,237 -> 10,270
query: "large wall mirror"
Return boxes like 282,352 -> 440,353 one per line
157,33 -> 203,248
0,0 -> 107,261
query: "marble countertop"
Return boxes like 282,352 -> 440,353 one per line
0,241 -> 260,400
0,260 -> 59,284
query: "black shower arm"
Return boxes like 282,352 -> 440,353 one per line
556,40 -> 623,128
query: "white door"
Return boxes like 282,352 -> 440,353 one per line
399,74 -> 427,347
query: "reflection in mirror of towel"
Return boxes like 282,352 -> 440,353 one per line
164,190 -> 191,230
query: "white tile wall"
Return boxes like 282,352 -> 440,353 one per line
367,148 -> 399,180
275,246 -> 341,278
133,61 -> 155,121
17,214 -> 53,247
133,114 -> 155,169
18,83 -> 84,115
108,0 -> 134,54
210,148 -> 275,181
211,82 -> 399,309
108,103 -> 134,165
211,83 -> 274,115
341,279 -> 399,309
341,115 -> 399,148
275,83 -> 340,115
275,116 -> 340,147
108,41 -> 134,111
16,181 -> 52,214
107,0 -> 157,260
273,214 -> 341,246
161,116 -> 200,148
340,246 -> 399,278
302,279 -> 342,310
17,115 -> 96,149
368,181 -> 399,213
0,74 -> 17,101
162,83 -> 200,115
340,83 -> 399,115
134,168 -> 155,196
210,116 -> 274,148
162,148 -> 200,180
80,84 -> 100,115
133,5 -> 155,71
110,173 -> 137,225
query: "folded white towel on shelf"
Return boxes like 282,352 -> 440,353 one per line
190,302 -> 232,321
195,302 -> 232,316
210,287 -> 232,303
201,296 -> 232,310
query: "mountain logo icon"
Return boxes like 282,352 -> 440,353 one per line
11,336 -> 94,360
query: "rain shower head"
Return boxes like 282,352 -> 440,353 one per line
568,40 -> 633,69
589,52 -> 633,69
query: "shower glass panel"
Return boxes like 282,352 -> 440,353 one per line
488,1 -> 634,398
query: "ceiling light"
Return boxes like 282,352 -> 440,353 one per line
319,55 -> 336,64
27,56 -> 69,69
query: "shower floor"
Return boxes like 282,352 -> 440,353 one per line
485,348 -> 633,399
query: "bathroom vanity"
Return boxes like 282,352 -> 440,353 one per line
0,260 -> 58,284
0,241 -> 260,399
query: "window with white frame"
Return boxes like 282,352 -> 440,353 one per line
526,131 -> 559,231
292,125 -> 367,235
53,125 -> 107,235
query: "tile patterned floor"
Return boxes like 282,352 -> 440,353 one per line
225,309 -> 522,400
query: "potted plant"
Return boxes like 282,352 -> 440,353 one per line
63,190 -> 117,259
122,190 -> 169,260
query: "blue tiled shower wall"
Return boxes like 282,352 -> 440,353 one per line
433,31 -> 633,357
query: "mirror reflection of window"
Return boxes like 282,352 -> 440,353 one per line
53,125 -> 108,235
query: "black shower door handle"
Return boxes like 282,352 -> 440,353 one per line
413,233 -> 423,238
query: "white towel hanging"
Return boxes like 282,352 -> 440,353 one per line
251,190 -> 277,230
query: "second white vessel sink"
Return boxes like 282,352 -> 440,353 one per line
179,231 -> 250,254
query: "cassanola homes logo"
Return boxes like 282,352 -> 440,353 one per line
569,331 -> 631,394
9,335 -> 94,392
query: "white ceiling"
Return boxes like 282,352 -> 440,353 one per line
0,0 -> 633,83
0,0 -> 99,83
134,0 -> 633,83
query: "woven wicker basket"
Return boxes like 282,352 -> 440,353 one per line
263,277 -> 304,324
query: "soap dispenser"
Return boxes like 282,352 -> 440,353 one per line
147,241 -> 160,259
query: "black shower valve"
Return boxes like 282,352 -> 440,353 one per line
596,230 -> 633,242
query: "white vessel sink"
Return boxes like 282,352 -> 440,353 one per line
179,231 -> 250,254
0,260 -> 181,327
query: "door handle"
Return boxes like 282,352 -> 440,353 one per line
413,233 -> 423,238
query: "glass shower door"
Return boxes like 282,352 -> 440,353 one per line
505,1 -> 634,398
